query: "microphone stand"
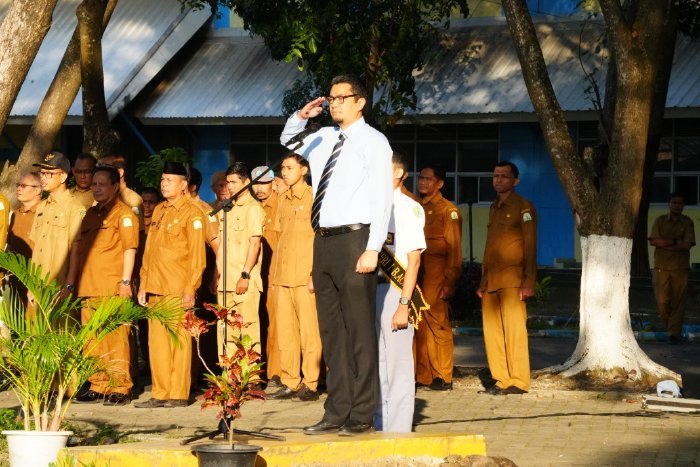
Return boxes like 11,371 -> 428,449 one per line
183,133 -> 311,446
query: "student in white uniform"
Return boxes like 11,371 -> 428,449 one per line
374,151 -> 426,432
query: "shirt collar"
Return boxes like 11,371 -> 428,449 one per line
286,181 -> 310,200
166,194 -> 189,210
234,190 -> 253,206
336,117 -> 366,139
95,196 -> 118,214
47,188 -> 72,205
421,191 -> 443,206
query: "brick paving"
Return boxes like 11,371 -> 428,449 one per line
1,336 -> 698,466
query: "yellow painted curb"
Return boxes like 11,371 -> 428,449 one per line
62,432 -> 486,466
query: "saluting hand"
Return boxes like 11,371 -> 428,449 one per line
356,250 -> 378,274
298,97 -> 326,120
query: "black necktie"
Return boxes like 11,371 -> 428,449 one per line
311,133 -> 346,231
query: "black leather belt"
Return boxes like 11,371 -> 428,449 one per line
315,223 -> 368,237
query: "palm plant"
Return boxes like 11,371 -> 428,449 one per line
0,251 -> 181,431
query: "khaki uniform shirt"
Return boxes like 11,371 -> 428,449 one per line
218,192 -> 265,292
272,182 -> 314,287
481,191 -> 537,292
420,192 -> 463,288
69,186 -> 95,210
0,194 -> 10,250
191,195 -> 219,247
651,214 -> 695,271
261,191 -> 279,288
140,195 -> 206,296
121,186 -> 143,217
30,189 -> 86,284
7,204 -> 38,259
77,198 -> 139,297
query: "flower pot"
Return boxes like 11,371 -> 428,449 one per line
191,443 -> 262,467
2,430 -> 72,467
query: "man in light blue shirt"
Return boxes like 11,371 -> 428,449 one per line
281,74 -> 393,435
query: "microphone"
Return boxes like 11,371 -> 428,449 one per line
285,123 -> 320,151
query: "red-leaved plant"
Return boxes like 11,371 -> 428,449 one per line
184,303 -> 265,447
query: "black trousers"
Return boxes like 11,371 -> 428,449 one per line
312,227 -> 379,425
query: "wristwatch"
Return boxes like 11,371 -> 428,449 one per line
120,279 -> 131,286
399,297 -> 410,306
241,271 -> 251,280
64,284 -> 75,292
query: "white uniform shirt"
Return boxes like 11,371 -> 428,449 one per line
281,114 -> 393,252
385,188 -> 426,267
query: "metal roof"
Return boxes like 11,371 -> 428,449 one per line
3,0 -> 210,122
133,18 -> 700,123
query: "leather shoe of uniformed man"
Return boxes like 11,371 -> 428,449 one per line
133,398 -> 168,408
303,419 -> 342,435
266,375 -> 283,390
479,385 -> 505,396
103,392 -> 131,406
267,386 -> 297,400
294,384 -> 319,402
73,389 -> 105,404
339,420 -> 374,436
164,399 -> 190,408
429,377 -> 452,391
503,386 -> 528,395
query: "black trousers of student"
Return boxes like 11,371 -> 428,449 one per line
312,227 -> 379,425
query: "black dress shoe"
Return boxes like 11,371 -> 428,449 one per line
479,385 -> 504,395
73,389 -> 105,403
429,378 -> 453,391
303,419 -> 342,435
266,375 -> 283,390
295,384 -> 319,402
103,392 -> 131,406
133,398 -> 168,408
339,420 -> 374,435
164,399 -> 189,407
267,386 -> 297,400
503,386 -> 528,395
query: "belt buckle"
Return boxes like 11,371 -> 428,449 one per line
318,227 -> 329,237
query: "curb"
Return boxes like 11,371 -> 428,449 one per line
453,327 -> 698,342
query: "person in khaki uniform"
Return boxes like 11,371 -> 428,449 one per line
209,170 -> 230,210
135,162 -> 206,408
648,192 -> 695,344
267,154 -> 322,402
30,152 -> 87,290
251,165 -> 281,385
477,161 -> 536,395
70,153 -> 97,209
216,162 -> 265,365
0,193 -> 10,249
99,154 -> 143,219
8,173 -> 42,259
415,165 -> 462,391
68,167 -> 139,406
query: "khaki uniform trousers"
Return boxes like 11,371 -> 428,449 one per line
264,288 -> 281,379
415,281 -> 454,385
482,288 -> 530,391
653,268 -> 688,338
82,300 -> 133,394
217,291 -> 261,376
147,295 -> 191,400
274,285 -> 322,391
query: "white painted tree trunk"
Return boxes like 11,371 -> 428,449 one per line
548,235 -> 679,383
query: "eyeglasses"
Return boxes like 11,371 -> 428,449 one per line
39,171 -> 61,179
15,183 -> 40,189
326,94 -> 359,105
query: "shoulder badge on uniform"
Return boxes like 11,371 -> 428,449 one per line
522,211 -> 532,222
123,217 -> 133,228
413,206 -> 423,218
193,218 -> 203,230
0,203 -> 4,211
450,210 -> 459,220
208,215 -> 216,223
132,206 -> 140,216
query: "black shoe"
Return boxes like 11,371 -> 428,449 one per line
479,385 -> 504,395
295,384 -> 319,402
103,392 -> 131,406
73,389 -> 105,403
267,386 -> 297,400
339,420 -> 374,435
669,335 -> 682,345
164,399 -> 189,408
415,381 -> 429,389
429,378 -> 453,391
503,386 -> 528,395
266,375 -> 282,390
133,398 -> 168,408
303,419 -> 342,435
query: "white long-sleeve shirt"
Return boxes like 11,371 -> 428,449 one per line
281,113 -> 393,252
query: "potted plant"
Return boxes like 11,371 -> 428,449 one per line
185,303 -> 266,467
0,251 -> 180,467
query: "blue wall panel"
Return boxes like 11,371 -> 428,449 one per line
526,0 -> 581,15
192,126 -> 230,203
500,122 -> 574,265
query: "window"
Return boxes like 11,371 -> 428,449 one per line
229,125 -> 285,168
650,119 -> 700,205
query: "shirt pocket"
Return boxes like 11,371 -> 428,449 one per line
166,221 -> 183,237
51,214 -> 69,229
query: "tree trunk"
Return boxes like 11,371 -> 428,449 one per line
14,0 -> 118,177
0,0 -> 60,199
502,0 -> 680,386
545,235 -> 679,384
78,0 -> 119,157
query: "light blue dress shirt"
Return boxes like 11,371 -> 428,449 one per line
281,113 -> 393,252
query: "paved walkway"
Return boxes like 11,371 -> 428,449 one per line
2,336 -> 699,466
